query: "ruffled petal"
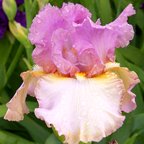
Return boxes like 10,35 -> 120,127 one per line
4,70 -> 44,121
74,19 -> 117,64
29,3 -> 91,74
28,4 -> 67,73
32,46 -> 56,73
105,4 -> 135,48
78,48 -> 104,77
29,4 -> 65,46
61,3 -> 91,24
34,72 -> 126,144
28,3 -> 135,76
51,29 -> 79,76
106,63 -> 140,113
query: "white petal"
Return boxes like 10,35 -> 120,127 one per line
34,72 -> 125,144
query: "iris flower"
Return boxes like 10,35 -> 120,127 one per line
4,3 -> 139,144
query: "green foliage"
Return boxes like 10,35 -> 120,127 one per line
0,0 -> 144,144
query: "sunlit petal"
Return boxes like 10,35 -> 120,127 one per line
34,72 -> 125,143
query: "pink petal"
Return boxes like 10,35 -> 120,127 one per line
29,4 -> 67,72
32,46 -> 56,73
51,29 -> 79,76
29,4 -> 65,46
106,63 -> 140,113
28,3 -> 135,76
34,72 -> 126,144
61,3 -> 91,24
78,48 -> 104,76
74,19 -> 117,66
29,3 -> 91,74
105,4 -> 135,48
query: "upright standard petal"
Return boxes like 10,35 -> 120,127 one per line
74,19 -> 117,63
105,4 -> 135,48
28,3 -> 92,73
61,3 -> 91,24
29,4 -> 64,45
32,45 -> 56,73
51,29 -> 79,76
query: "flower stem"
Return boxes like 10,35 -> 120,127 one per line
31,0 -> 39,18
23,57 -> 32,70
116,0 -> 122,16
25,45 -> 33,65
24,0 -> 32,28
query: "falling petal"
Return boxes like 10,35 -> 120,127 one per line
4,70 -> 44,121
34,71 -> 126,143
106,63 -> 140,112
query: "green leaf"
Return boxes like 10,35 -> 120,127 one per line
0,104 -> 7,118
27,101 -> 38,112
31,0 -> 39,18
0,130 -> 36,144
45,134 -> 61,144
96,0 -> 113,24
24,0 -> 33,28
116,49 -> 127,67
135,9 -> 144,32
132,85 -> 144,114
20,116 -> 50,143
6,45 -> 24,81
110,115 -> 134,143
124,133 -> 139,144
80,0 -> 97,21
133,113 -> 144,132
118,45 -> 144,69
0,36 -> 12,65
0,90 -> 9,104
0,65 -> 7,90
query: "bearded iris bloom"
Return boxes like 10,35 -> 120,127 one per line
4,3 -> 139,144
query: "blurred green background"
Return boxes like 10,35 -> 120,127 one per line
0,0 -> 144,144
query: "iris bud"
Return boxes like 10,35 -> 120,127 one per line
9,21 -> 31,49
2,0 -> 17,21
